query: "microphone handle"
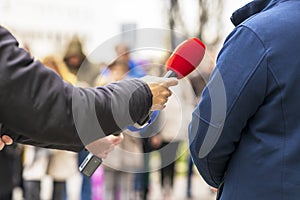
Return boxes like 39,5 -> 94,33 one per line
164,70 -> 178,78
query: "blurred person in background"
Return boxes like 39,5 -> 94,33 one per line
22,145 -> 50,200
136,117 -> 161,200
115,43 -> 146,78
63,36 -> 107,200
0,144 -> 21,200
95,60 -> 143,200
150,76 -> 195,200
114,44 -> 155,200
46,149 -> 78,200
20,49 -> 51,200
42,56 -> 80,200
63,35 -> 99,86
12,144 -> 24,194
43,55 -> 77,84
63,37 -> 103,200
95,60 -> 130,85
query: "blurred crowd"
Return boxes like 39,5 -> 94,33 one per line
0,35 -> 213,200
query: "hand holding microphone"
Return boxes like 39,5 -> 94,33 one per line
142,76 -> 178,110
135,37 -> 206,127
79,38 -> 206,177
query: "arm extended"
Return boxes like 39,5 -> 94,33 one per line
0,26 -> 152,152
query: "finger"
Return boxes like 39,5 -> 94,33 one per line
151,104 -> 165,111
2,135 -> 13,145
157,97 -> 168,105
160,78 -> 178,87
0,140 -> 4,151
99,153 -> 108,159
159,89 -> 172,97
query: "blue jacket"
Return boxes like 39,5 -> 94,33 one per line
189,0 -> 300,199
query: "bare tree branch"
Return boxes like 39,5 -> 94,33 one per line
168,0 -> 224,50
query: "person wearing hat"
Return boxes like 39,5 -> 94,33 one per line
63,35 -> 99,86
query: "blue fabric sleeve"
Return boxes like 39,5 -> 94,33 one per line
189,26 -> 268,187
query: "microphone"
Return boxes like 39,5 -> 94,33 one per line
130,37 -> 206,128
79,38 -> 206,177
164,37 -> 206,79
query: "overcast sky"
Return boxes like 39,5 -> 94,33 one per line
0,0 -> 253,59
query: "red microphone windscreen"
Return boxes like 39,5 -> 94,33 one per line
165,38 -> 206,79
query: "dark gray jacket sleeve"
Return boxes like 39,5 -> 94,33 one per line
0,26 -> 152,152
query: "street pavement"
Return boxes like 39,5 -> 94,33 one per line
148,171 -> 217,200
13,171 -> 216,200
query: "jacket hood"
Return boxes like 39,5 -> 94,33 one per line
63,36 -> 85,60
231,0 -> 286,26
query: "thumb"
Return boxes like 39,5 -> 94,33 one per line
1,135 -> 13,145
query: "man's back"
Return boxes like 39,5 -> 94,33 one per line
226,1 -> 300,199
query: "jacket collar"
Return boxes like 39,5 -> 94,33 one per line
230,0 -> 286,26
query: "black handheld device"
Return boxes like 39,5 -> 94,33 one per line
79,153 -> 102,177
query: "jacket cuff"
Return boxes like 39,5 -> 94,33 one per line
129,79 -> 152,125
